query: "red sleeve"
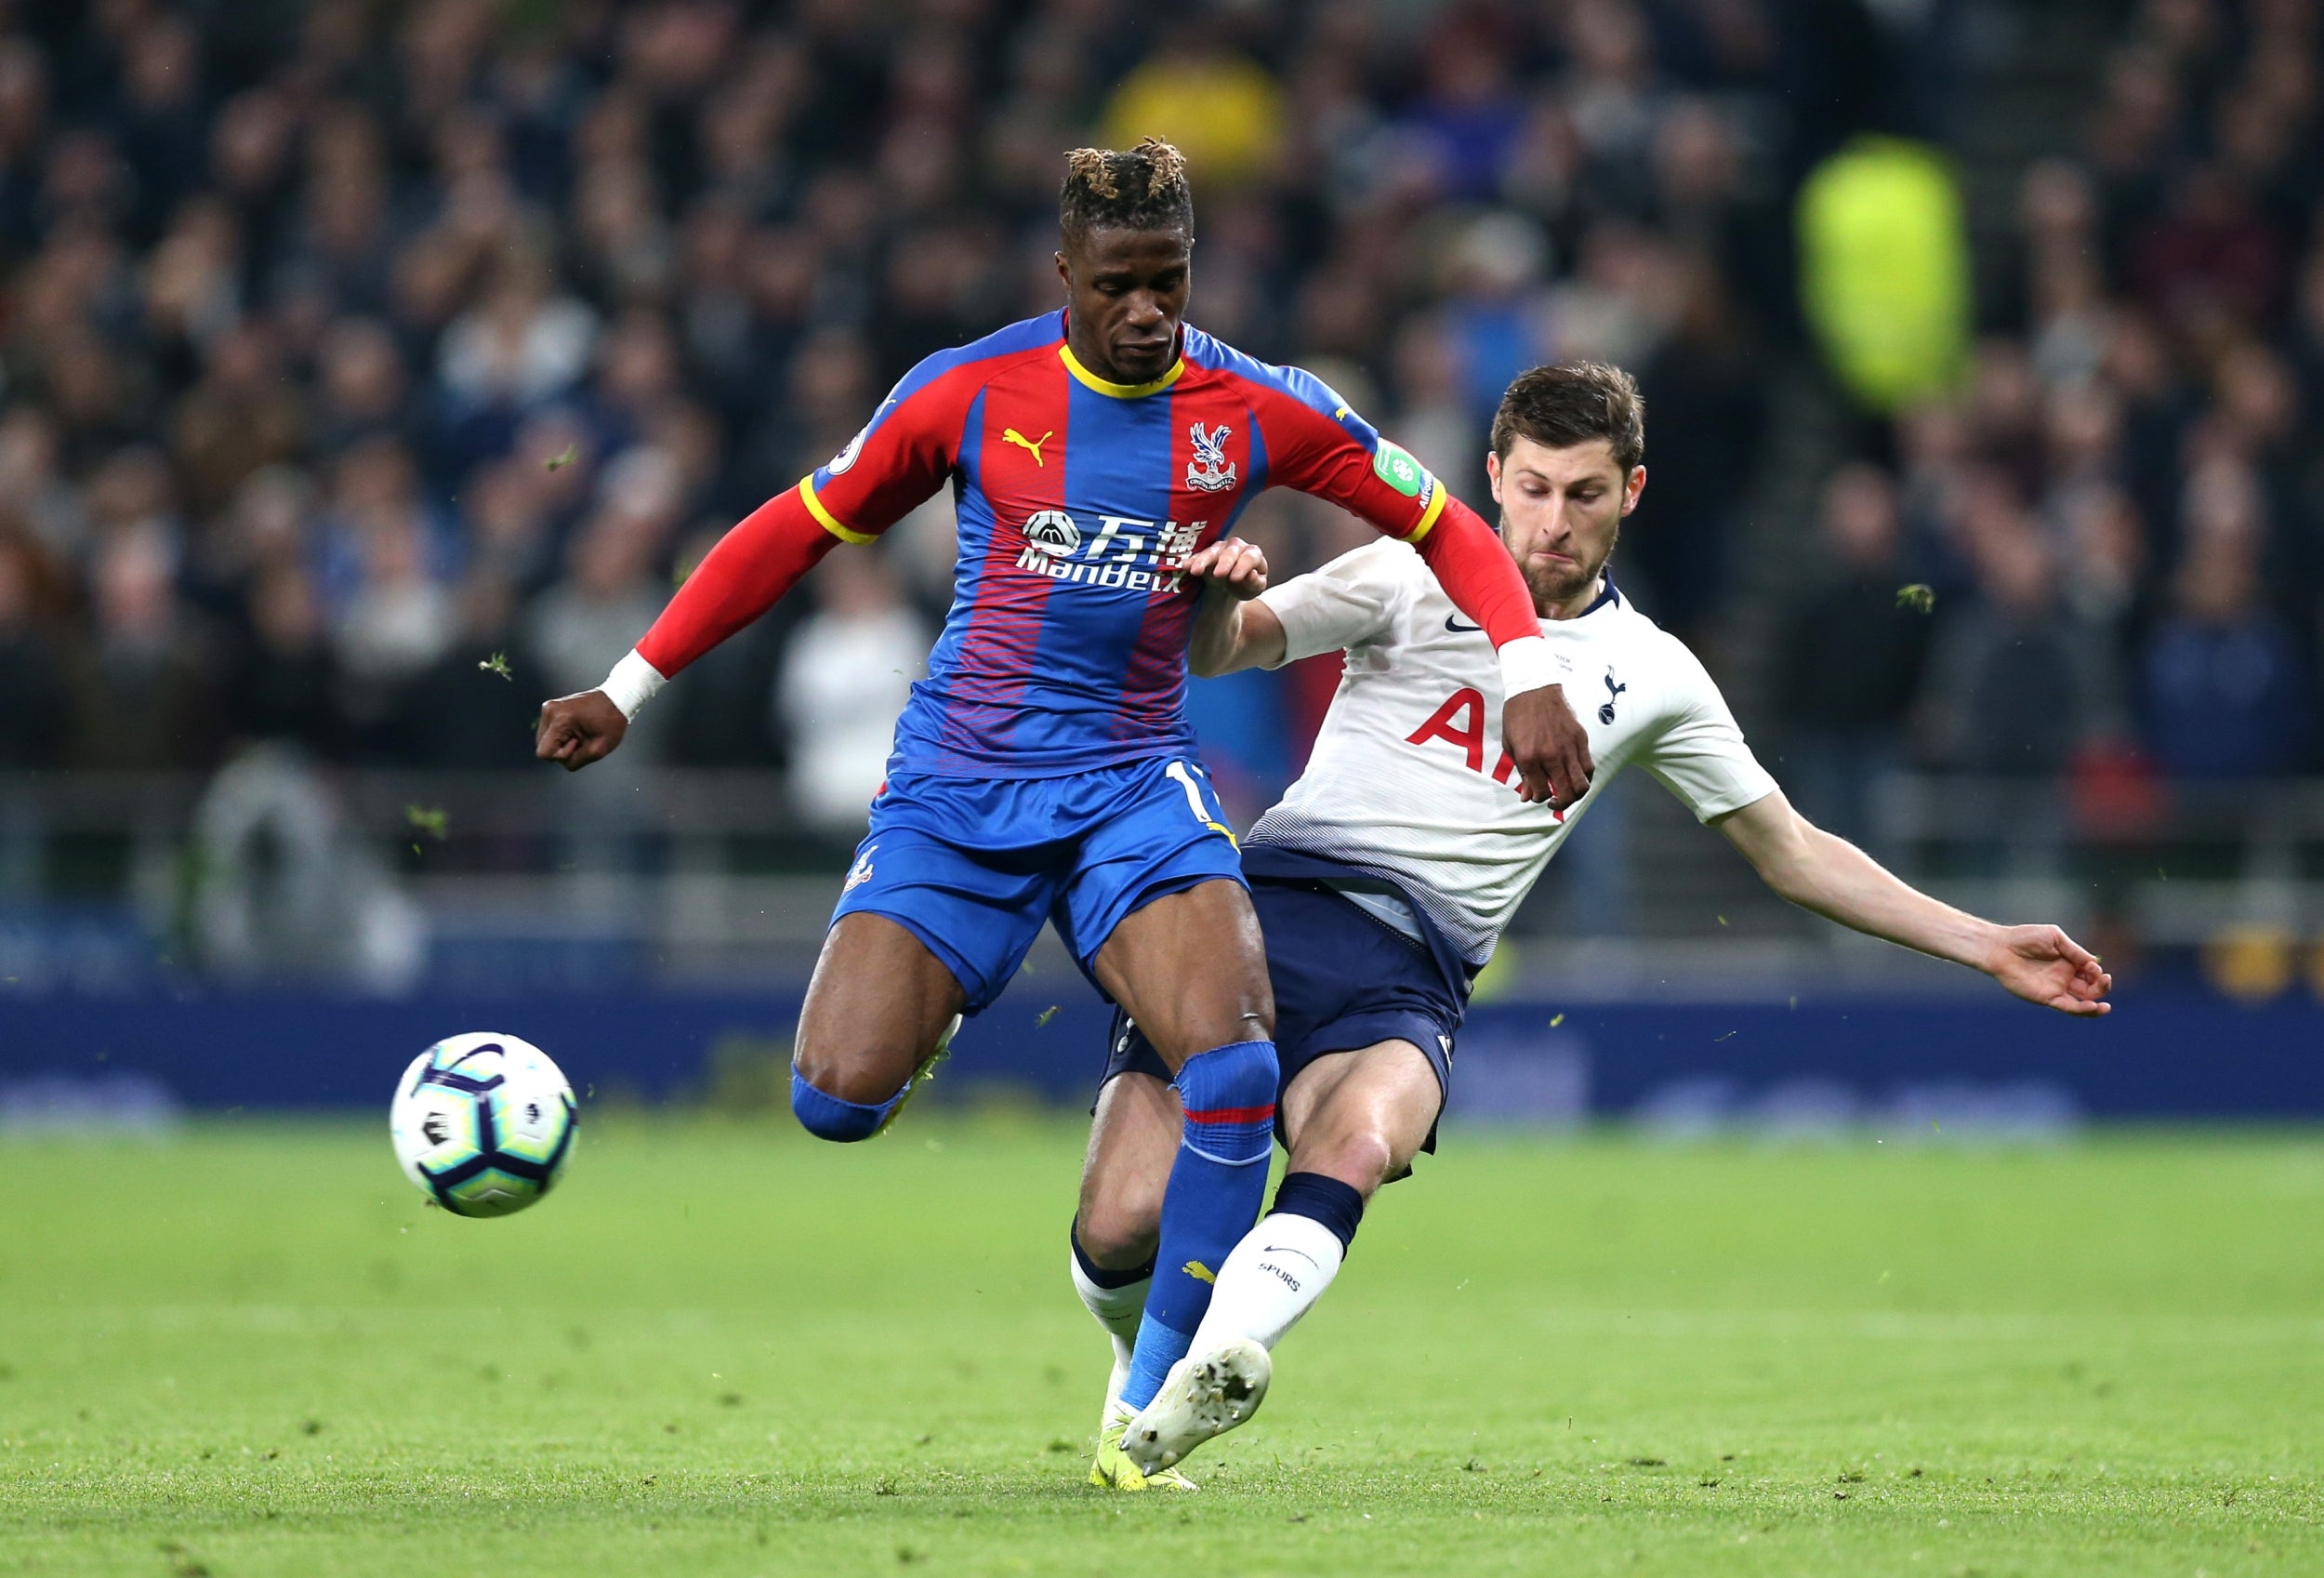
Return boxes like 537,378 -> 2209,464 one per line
1256,381 -> 1538,649
804,356 -> 981,539
634,483 -> 839,677
632,346 -> 990,676
1408,494 -> 1541,650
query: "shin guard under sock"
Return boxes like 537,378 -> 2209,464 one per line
1118,1039 -> 1278,1411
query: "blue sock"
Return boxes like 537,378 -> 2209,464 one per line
1118,1038 -> 1278,1412
788,1068 -> 903,1142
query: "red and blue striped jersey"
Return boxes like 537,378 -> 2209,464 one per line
797,312 -> 1458,777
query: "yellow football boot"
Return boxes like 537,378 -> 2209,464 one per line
1090,1403 -> 1197,1491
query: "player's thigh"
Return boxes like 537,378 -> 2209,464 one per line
1089,878 -> 1274,1070
1066,757 -> 1269,1067
1279,1039 -> 1445,1198
835,781 -> 1063,1013
794,912 -> 967,1104
1076,1070 -> 1181,1267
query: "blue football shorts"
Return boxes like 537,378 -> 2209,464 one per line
1100,872 -> 1468,1159
828,755 -> 1247,1014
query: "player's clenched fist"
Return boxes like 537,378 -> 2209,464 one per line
1500,684 -> 1594,811
535,690 -> 628,772
1182,537 -> 1269,600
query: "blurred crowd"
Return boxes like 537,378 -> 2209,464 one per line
1778,0 -> 2324,849
0,0 -> 1935,831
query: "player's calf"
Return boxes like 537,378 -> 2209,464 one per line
1120,1041 -> 1438,1470
1075,1071 -> 1176,1268
1071,1070 -> 1173,1403
1069,1219 -> 1152,1423
1115,1037 -> 1280,1412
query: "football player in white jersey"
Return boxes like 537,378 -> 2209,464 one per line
1071,362 -> 2114,1488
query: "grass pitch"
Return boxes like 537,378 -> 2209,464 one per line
1,1118 -> 2318,1576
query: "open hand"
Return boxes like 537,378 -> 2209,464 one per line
1500,684 -> 1594,810
1180,537 -> 1269,600
535,690 -> 628,772
1984,924 -> 2113,1015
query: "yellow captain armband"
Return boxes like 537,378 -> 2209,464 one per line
1401,484 -> 1448,545
799,478 -> 877,544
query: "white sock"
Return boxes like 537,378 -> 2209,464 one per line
1188,1211 -> 1345,1354
1068,1246 -> 1150,1416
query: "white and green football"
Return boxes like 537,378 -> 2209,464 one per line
390,1033 -> 577,1217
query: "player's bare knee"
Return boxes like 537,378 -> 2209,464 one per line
1295,1126 -> 1397,1197
790,1034 -> 899,1106
1075,1181 -> 1163,1269
1187,1003 -> 1274,1054
787,1037 -> 916,1142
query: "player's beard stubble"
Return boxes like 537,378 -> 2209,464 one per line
1503,513 -> 1618,614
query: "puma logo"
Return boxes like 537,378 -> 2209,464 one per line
1182,1260 -> 1216,1285
1002,428 -> 1051,466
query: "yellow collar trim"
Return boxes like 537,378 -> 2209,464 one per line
1059,342 -> 1185,399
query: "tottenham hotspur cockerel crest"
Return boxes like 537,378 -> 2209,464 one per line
1185,422 -> 1237,493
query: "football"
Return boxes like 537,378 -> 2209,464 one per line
390,1033 -> 577,1218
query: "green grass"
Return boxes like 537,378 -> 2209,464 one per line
1,1119 -> 2319,1576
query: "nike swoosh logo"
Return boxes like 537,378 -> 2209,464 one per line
1445,614 -> 1484,633
1261,1247 -> 1320,1265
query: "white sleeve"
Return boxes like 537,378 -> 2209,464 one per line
1640,640 -> 1779,823
1256,541 -> 1413,667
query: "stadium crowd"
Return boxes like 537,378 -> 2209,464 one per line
0,0 -> 2313,839
1781,0 -> 2324,848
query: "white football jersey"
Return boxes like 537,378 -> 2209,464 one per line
1246,539 -> 1777,965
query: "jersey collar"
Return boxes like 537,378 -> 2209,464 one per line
1058,337 -> 1187,399
1544,576 -> 1621,627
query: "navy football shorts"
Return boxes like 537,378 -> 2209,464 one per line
829,756 -> 1246,1014
1100,876 -> 1467,1155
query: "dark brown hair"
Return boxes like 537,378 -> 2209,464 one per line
1490,362 -> 1645,472
1060,138 -> 1195,243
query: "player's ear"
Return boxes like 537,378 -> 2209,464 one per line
1621,465 -> 1646,515
1486,451 -> 1503,503
1054,250 -> 1071,292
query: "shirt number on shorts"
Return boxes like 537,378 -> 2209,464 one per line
1166,761 -> 1238,848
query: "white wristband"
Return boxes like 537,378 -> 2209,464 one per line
1497,634 -> 1567,697
599,650 -> 667,721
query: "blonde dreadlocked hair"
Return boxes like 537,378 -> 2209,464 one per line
1059,138 -> 1195,242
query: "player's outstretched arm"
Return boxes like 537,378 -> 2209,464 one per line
535,343 -> 970,772
1184,538 -> 1284,676
532,484 -> 844,771
1713,789 -> 2113,1015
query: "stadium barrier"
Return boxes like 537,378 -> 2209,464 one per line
1,975 -> 2317,1128
7,766 -> 2324,988
7,765 -> 2324,1127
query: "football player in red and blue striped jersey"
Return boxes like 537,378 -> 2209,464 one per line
535,139 -> 1595,1487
